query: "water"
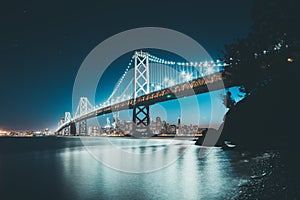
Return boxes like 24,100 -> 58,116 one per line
0,137 -> 288,200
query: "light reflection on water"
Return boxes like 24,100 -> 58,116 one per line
57,138 -> 236,199
80,137 -> 193,173
0,137 -> 241,200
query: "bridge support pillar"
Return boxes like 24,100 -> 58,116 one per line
63,127 -> 70,136
132,105 -> 153,137
79,120 -> 87,136
58,130 -> 63,136
70,122 -> 77,136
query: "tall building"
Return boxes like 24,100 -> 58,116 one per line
156,116 -> 161,123
154,117 -> 163,134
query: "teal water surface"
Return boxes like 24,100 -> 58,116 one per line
0,137 -> 286,200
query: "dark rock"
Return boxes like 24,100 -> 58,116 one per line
201,61 -> 300,198
218,61 -> 300,149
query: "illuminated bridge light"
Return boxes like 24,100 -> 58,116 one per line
169,79 -> 175,86
185,73 -> 192,81
206,67 -> 214,74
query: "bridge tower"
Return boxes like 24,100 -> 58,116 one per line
75,97 -> 93,136
65,112 -> 71,123
134,50 -> 150,100
133,51 -> 151,137
61,112 -> 72,135
58,117 -> 65,135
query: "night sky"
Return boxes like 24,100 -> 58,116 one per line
0,0 -> 253,131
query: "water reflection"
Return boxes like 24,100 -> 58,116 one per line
80,137 -> 193,173
55,138 -> 238,199
1,137 -> 243,200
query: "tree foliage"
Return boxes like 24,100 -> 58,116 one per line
222,0 -> 300,95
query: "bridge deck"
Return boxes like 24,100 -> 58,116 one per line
57,72 -> 236,132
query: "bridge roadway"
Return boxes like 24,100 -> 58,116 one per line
56,72 -> 236,133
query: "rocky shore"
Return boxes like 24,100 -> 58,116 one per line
196,61 -> 300,198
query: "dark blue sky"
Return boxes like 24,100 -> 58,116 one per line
0,0 -> 253,131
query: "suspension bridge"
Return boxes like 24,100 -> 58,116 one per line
56,50 -> 235,136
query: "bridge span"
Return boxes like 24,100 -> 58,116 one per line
56,51 -> 235,136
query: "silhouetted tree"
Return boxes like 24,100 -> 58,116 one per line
222,0 -> 300,95
220,3 -> 300,197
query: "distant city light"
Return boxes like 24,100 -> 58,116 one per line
287,57 -> 294,63
0,129 -> 7,134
